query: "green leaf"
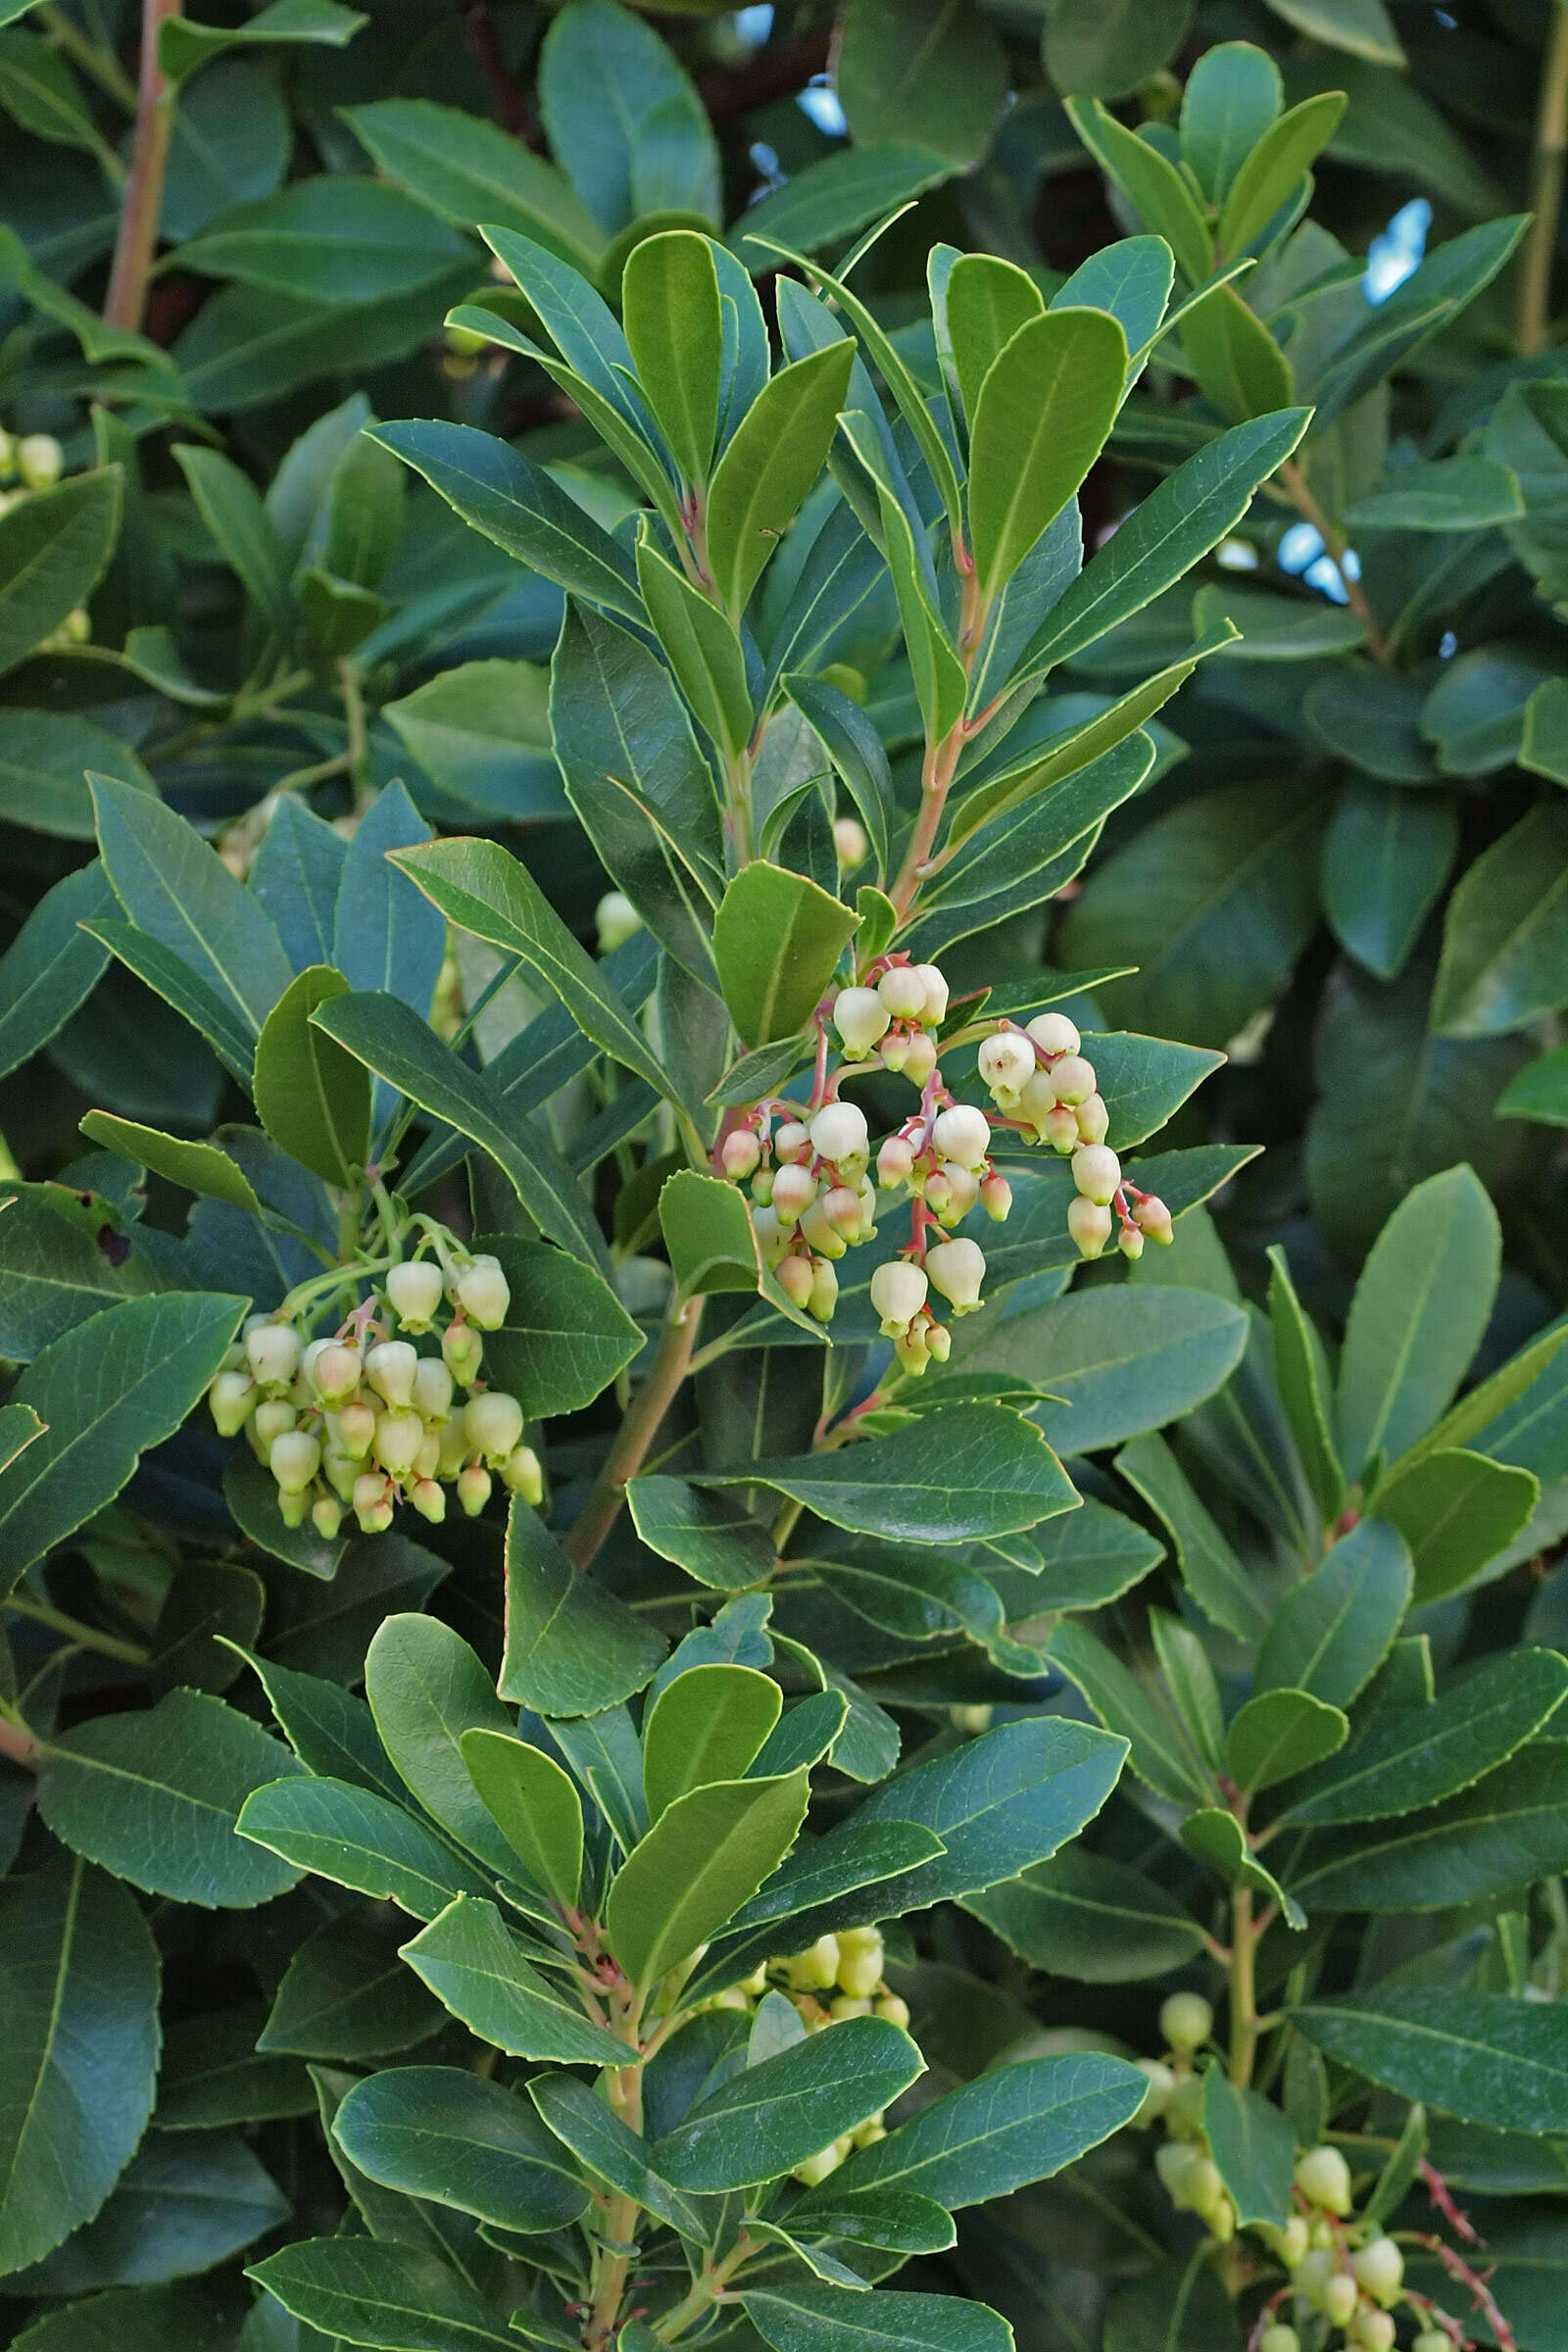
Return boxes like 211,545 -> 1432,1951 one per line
312,990 -> 609,1273
635,532 -> 753,760
733,146 -> 953,268
252,965 -> 370,1190
0,1186 -> 165,1359
0,467 -> 122,677
161,0 -> 365,82
1346,454 -> 1523,532
1115,1431 -> 1265,1642
706,343 -> 857,615
1180,41 -> 1282,202
76,1111 -> 259,1213
1499,1045 -> 1568,1127
1065,98 -> 1212,286
343,99 -> 602,270
693,1404 -> 1078,1544
1202,2065 -> 1296,2228
0,713 -> 154,846
813,2049 -> 1145,2210
1522,673 -> 1568,784
527,2073 -> 708,2241
1225,1689 -> 1348,1794
91,774 -> 292,1043
499,1497 -> 667,1715
240,1649 -> 405,1800
475,1232 -> 640,1418
1103,2251 -> 1242,2352
1312,215 -> 1529,430
537,0 -> 718,233
368,420 -> 641,622
745,2288 -> 1010,2352
80,915 -> 255,1087
605,1769 -> 810,1990
0,1849 -> 160,2275
945,253 -> 1044,430
712,861 -> 858,1048
259,1902 -> 445,2060
157,2005 -> 312,2129
1180,1808 -> 1300,1920
459,1732 -> 582,1910
332,2066 -> 588,2233
237,1778 -> 492,1920
642,1664 -> 780,1820
835,0 -> 1006,166
962,1851 -> 1204,1983
177,176 -> 469,303
363,1615 -> 516,1876
1265,1246 -> 1346,1525
1179,283 -> 1294,422
1046,0 -> 1193,102
1280,1648 -> 1568,1827
172,445 -> 291,628
1292,1988 -> 1568,2134
1255,1519 -> 1412,1708
399,1895 -> 623,2068
975,1289 -> 1249,1458
1218,90 -> 1344,257
620,230 -> 721,487
0,1291 -> 245,1583
0,25 -> 109,155
1337,1163 -> 1499,1480
836,407 -> 966,742
391,837 -> 675,1105
38,1689 -> 305,1908
1193,580 -> 1365,660
381,660 -> 563,823
656,2014 -> 923,2189
1289,1741 -> 1568,1912
1372,1447 -> 1540,1604
781,676 -> 893,885
968,308 -> 1126,601
1322,779 -> 1457,985
248,2240 -> 515,2352
1431,803 -> 1568,1038
1048,1620 -> 1210,1803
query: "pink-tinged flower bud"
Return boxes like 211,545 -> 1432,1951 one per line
270,1429 -> 320,1494
246,1322 -> 301,1392
1026,1011 -> 1080,1057
464,1391 -> 524,1465
1071,1144 -> 1121,1206
501,1444 -> 543,1502
337,1399 -> 376,1458
800,1200 -> 846,1260
938,1165 -> 978,1223
926,1236 -> 985,1312
810,1100 -> 869,1168
210,1369 -> 256,1437
823,1185 -> 862,1237
1118,1224 -> 1144,1260
880,1029 -> 909,1073
314,1343 -> 363,1407
832,986 -> 891,1058
833,815 -> 868,869
926,1321 -> 951,1362
254,1397 -> 298,1447
457,1461 -> 493,1517
367,1340 -> 418,1408
922,1168 -> 954,1219
877,1135 -> 915,1187
771,1161 -> 817,1222
1068,1197 -> 1112,1259
876,965 -> 927,1022
353,1473 -> 395,1535
931,1104 -> 991,1171
386,1259 -> 444,1333
413,1357 -> 454,1425
411,1477 -> 447,1525
457,1253 -> 511,1330
853,1180 -> 877,1240
1044,1103 -> 1080,1153
414,1428 -> 441,1482
808,1260 -> 839,1322
981,1173 -> 1012,1222
374,1409 -> 424,1477
774,1119 -> 811,1163
1076,1093 -> 1109,1146
871,1259 -> 928,1334
1133,1194 -> 1174,1245
912,964 -> 948,1024
312,1494 -> 343,1541
900,1030 -> 938,1085
442,1319 -> 484,1384
979,1031 -> 1034,1102
722,1129 -> 761,1181
1050,1054 -> 1097,1106
776,1254 -> 815,1308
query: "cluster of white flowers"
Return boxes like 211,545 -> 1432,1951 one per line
717,960 -> 1174,1372
209,1240 -> 541,1538
1,428 -> 90,648
1138,1995 -> 1462,2352
692,1925 -> 911,2186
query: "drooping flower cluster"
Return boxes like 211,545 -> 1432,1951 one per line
717,957 -> 1173,1371
693,1925 -> 912,2186
209,1235 -> 540,1538
1138,1995 -> 1480,2352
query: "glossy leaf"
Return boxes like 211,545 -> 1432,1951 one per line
1202,2065 -> 1295,2228
248,2240 -> 515,2352
499,1498 -> 667,1715
705,343 -> 856,615
363,1615 -> 516,1875
0,467 -> 122,678
963,1851 -> 1205,1983
252,964 -> 370,1189
459,1731 -> 582,1910
237,1777 -> 492,1920
605,1769 -> 809,1990
1280,1649 -> 1568,1826
642,1664 -> 781,1820
332,2066 -> 589,2233
1254,1519 -> 1412,1708
1372,1446 -> 1540,1603
968,308 -> 1126,600
400,1895 -> 624,2066
1225,1689 -> 1348,1794
1292,1989 -> 1568,2134
656,2015 -> 922,2189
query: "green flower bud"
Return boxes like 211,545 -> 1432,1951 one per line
1159,1991 -> 1214,2053
1294,2144 -> 1353,2216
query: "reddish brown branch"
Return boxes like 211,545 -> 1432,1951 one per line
699,31 -> 831,124
461,0 -> 540,146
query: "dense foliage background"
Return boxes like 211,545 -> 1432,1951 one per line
3,1 -> 1568,2349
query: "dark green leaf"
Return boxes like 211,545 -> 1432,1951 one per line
1255,1519 -> 1412,1707
0,467 -> 122,677
1292,1988 -> 1568,2134
605,1769 -> 810,1990
253,965 -> 370,1189
248,2239 -> 515,2352
333,2066 -> 588,2234
400,1895 -> 624,2068
460,1731 -> 582,1909
744,2287 -> 1010,2352
1280,1649 -> 1568,1826
962,1850 -> 1204,1982
237,1777 -> 492,1920
969,309 -> 1126,600
656,2015 -> 922,2189
499,1497 -> 667,1715
1225,1689 -> 1348,1794
1431,803 -> 1568,1039
1201,2065 -> 1295,2227
706,344 -> 856,616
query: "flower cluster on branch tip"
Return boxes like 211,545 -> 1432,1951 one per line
719,955 -> 1173,1366
208,1221 -> 540,1539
